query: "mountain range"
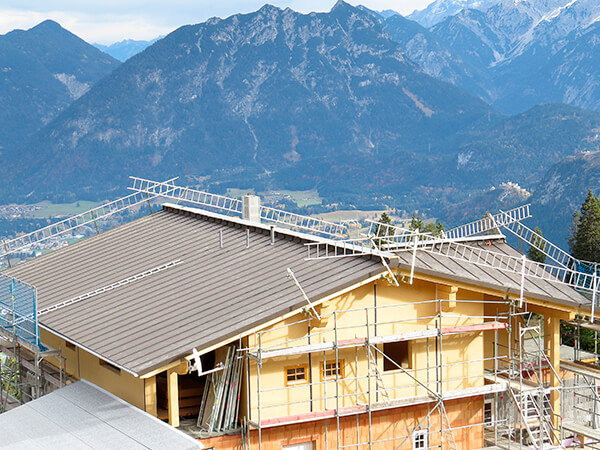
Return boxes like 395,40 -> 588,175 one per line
94,38 -> 162,62
375,0 -> 600,114
0,20 -> 119,151
407,0 -> 497,27
2,3 -> 495,204
0,1 -> 599,248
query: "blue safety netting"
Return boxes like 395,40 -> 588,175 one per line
0,273 -> 40,348
570,261 -> 600,291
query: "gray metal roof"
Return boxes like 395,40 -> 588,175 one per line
5,204 -> 587,376
5,204 -> 384,376
390,239 -> 588,308
0,379 -> 201,449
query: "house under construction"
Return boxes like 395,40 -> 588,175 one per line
1,177 -> 600,449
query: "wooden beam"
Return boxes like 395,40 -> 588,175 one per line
401,269 -> 583,319
526,301 -> 576,321
167,367 -> 180,427
544,315 -> 560,443
437,284 -> 458,311
140,358 -> 187,379
144,376 -> 158,417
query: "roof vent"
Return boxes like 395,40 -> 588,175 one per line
242,194 -> 261,223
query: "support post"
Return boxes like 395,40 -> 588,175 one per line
144,376 -> 158,417
167,367 -> 180,427
544,314 -> 561,441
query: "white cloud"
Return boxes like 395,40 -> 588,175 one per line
0,0 -> 434,44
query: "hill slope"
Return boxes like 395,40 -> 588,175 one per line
531,151 -> 600,248
4,3 -> 493,202
0,20 -> 120,151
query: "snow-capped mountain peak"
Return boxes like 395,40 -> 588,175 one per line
407,0 -> 499,28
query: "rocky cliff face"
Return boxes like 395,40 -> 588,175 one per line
407,0 -> 498,28
397,0 -> 600,113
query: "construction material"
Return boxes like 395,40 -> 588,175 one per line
198,345 -> 242,435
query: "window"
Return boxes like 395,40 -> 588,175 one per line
99,359 -> 121,374
412,429 -> 429,450
321,360 -> 344,381
282,442 -> 314,450
285,365 -> 308,385
383,341 -> 411,371
484,398 -> 494,425
64,341 -> 76,350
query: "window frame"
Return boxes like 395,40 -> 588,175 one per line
285,364 -> 309,386
320,359 -> 344,381
412,428 -> 429,450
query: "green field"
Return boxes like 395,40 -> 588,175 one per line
262,190 -> 322,207
225,188 -> 255,198
28,200 -> 102,218
226,188 -> 322,208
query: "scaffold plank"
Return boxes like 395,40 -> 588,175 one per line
257,321 -> 507,359
563,421 -> 600,442
560,360 -> 600,380
258,383 -> 508,428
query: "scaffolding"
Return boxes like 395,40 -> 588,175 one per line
226,293 -> 600,449
230,295 -> 555,449
0,272 -> 65,412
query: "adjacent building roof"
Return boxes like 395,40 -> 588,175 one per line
0,380 -> 201,449
5,204 -> 384,376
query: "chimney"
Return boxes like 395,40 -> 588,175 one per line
242,194 -> 261,223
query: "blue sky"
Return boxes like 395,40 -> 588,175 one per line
0,1 -> 434,44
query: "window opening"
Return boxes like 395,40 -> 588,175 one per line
384,341 -> 410,371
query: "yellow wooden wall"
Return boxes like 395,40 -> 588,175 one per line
39,328 -> 146,410
247,278 -> 488,421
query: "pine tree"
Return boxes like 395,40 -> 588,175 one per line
409,214 -> 423,232
569,190 -> 600,262
373,212 -> 393,249
422,220 -> 444,237
376,212 -> 392,237
527,227 -> 546,263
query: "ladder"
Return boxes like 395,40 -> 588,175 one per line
365,345 -> 389,402
509,321 -> 562,449
0,177 -> 178,259
443,204 -> 531,240
508,388 -> 556,449
129,176 -> 347,237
